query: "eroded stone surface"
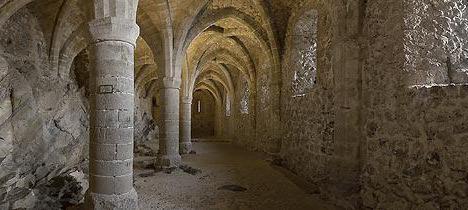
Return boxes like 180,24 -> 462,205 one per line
0,6 -> 88,208
0,0 -> 467,209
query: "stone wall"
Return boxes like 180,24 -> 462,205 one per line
404,0 -> 468,85
134,91 -> 158,154
278,0 -> 366,208
230,73 -> 256,147
192,90 -> 216,138
361,0 -> 468,209
0,7 -> 88,208
279,0 -> 339,205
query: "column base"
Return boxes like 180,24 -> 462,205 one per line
155,154 -> 181,168
179,142 -> 192,154
85,188 -> 138,210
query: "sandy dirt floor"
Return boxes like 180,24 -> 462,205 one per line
134,142 -> 337,210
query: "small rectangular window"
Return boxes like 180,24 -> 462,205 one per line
226,95 -> 231,117
197,100 -> 201,113
240,78 -> 249,114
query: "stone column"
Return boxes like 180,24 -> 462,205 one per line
180,96 -> 192,154
86,0 -> 139,209
156,78 -> 182,167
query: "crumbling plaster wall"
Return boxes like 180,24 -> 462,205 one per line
361,0 -> 468,209
0,7 -> 88,208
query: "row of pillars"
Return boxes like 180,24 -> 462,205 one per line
86,0 -> 194,209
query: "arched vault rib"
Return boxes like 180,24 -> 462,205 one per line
135,64 -> 155,86
211,62 -> 235,99
193,47 -> 254,87
173,0 -> 212,66
193,67 -> 233,101
57,23 -> 89,78
136,0 -> 176,79
175,7 -> 272,79
136,65 -> 158,94
50,0 -> 74,73
195,81 -> 222,105
188,33 -> 256,83
137,11 -> 165,77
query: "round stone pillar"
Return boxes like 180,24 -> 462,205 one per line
156,78 -> 182,167
180,96 -> 192,154
86,0 -> 139,208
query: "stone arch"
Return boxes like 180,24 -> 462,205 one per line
70,48 -> 91,96
50,0 -> 88,75
175,7 -> 274,80
134,36 -> 158,97
194,69 -> 232,101
135,64 -> 158,94
190,36 -> 256,84
137,12 -> 165,78
195,83 -> 222,105
57,23 -> 90,79
187,44 -> 255,100
191,51 -> 250,94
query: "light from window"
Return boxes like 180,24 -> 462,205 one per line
240,79 -> 249,114
291,9 -> 318,97
197,100 -> 201,113
226,95 -> 231,117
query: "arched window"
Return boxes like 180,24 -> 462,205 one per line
240,78 -> 249,114
152,97 -> 158,107
225,95 -> 231,117
290,9 -> 318,97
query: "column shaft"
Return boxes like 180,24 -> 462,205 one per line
180,100 -> 192,154
86,1 -> 139,207
157,85 -> 182,167
89,40 -> 135,195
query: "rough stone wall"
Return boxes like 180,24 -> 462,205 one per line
361,0 -> 468,209
230,73 -> 256,147
134,92 -> 158,154
254,50 -> 282,154
404,0 -> 468,85
278,0 -> 365,208
0,7 -> 88,208
279,0 -> 336,202
192,90 -> 216,138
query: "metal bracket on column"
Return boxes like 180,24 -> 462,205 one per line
99,85 -> 114,94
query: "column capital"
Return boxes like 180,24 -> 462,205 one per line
181,96 -> 193,104
162,77 -> 182,89
89,17 -> 140,47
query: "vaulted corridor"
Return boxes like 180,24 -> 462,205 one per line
1,0 -> 468,209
